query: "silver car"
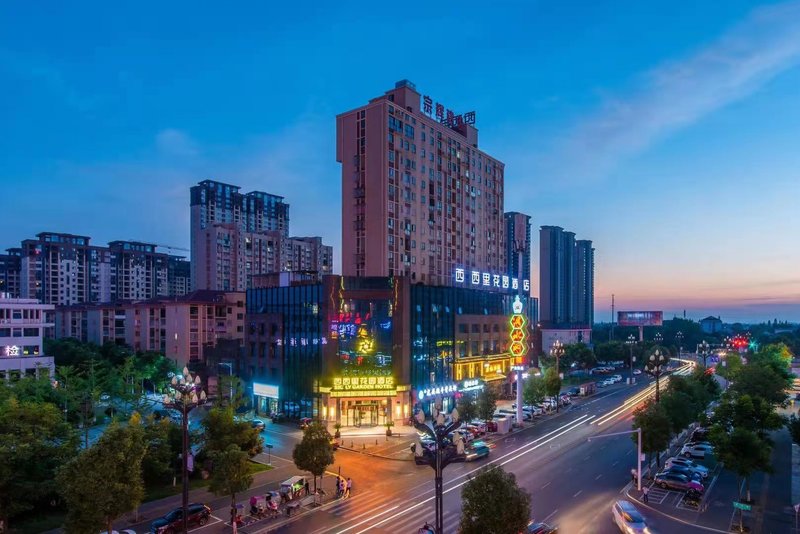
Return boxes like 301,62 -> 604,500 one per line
612,500 -> 650,533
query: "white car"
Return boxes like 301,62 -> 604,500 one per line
612,374 -> 623,383
681,443 -> 714,459
633,369 -> 642,375
612,500 -> 650,534
602,379 -> 615,387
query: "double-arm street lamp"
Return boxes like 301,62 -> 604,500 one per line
698,340 -> 710,367
626,334 -> 636,384
654,332 -> 663,345
413,407 -> 464,534
645,348 -> 668,403
675,331 -> 684,357
163,367 -> 207,534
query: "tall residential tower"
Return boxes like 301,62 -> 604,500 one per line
539,226 -> 594,327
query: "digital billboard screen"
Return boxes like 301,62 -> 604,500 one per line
618,311 -> 663,327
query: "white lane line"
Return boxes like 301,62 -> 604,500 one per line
333,505 -> 399,534
347,415 -> 596,534
542,509 -> 558,523
612,460 -> 619,467
595,474 -> 603,480
541,481 -> 551,489
573,490 -> 583,497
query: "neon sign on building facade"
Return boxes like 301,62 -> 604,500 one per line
454,267 -> 530,293
509,296 -> 528,359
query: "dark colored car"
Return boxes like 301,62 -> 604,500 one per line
150,503 -> 211,533
271,412 -> 286,423
654,472 -> 704,493
662,465 -> 702,481
526,522 -> 558,534
691,428 -> 709,441
568,387 -> 580,396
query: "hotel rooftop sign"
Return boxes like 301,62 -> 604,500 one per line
454,267 -> 530,294
421,95 -> 476,129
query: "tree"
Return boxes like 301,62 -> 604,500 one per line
594,342 -> 626,364
730,364 -> 788,406
459,466 -> 531,534
789,413 -> 800,447
202,406 -> 263,457
457,392 -> 478,423
543,367 -> 562,411
660,390 -> 697,436
141,416 -> 181,486
632,401 -> 671,469
209,445 -> 253,527
523,375 -> 546,407
292,421 -> 334,492
476,388 -> 499,422
0,397 -> 78,530
713,394 -> 785,440
709,426 -> 771,506
58,415 -> 147,534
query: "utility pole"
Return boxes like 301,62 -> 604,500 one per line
610,294 -> 615,342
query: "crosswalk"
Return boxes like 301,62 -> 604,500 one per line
317,491 -> 462,534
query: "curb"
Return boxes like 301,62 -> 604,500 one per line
624,487 -> 730,534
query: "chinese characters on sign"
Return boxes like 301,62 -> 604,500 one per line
332,376 -> 396,392
509,296 -> 528,358
421,95 -> 476,128
454,267 -> 530,293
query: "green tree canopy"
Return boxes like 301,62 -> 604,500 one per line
457,392 -> 478,423
57,414 -> 147,534
292,421 -> 334,491
632,401 -> 671,468
202,406 -> 263,457
141,415 -> 181,486
476,388 -> 499,422
543,367 -> 562,410
730,364 -> 788,406
459,466 -> 531,534
0,397 -> 78,530
209,445 -> 254,526
709,426 -> 771,502
523,375 -> 546,407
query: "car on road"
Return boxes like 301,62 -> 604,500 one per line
633,369 -> 642,375
665,456 -> 709,478
271,412 -> 286,423
680,442 -> 714,459
465,441 -> 491,462
526,521 -> 558,533
596,380 -> 608,388
250,419 -> 265,430
602,379 -> 615,386
653,472 -> 704,493
150,503 -> 211,533
611,374 -> 623,383
568,387 -> 581,396
611,500 -> 649,534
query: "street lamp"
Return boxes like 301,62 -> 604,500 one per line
675,331 -> 684,357
698,340 -> 710,367
626,334 -> 637,384
654,332 -> 663,345
550,340 -> 565,412
163,367 -> 207,534
413,406 -> 464,534
645,348 -> 668,403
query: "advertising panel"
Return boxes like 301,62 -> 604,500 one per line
617,311 -> 663,327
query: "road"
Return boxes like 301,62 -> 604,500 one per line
259,366 -> 699,534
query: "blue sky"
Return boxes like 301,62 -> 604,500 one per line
2,1 -> 799,322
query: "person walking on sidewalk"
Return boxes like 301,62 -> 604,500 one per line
630,468 -> 636,484
336,477 -> 342,498
642,485 -> 649,503
345,477 -> 352,498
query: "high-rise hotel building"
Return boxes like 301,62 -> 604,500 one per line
336,80 -> 505,286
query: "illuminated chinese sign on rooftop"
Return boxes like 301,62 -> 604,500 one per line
454,267 -> 530,294
422,95 -> 476,129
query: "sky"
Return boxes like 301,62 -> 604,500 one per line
1,1 -> 799,323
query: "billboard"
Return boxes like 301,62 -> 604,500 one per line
618,311 -> 663,327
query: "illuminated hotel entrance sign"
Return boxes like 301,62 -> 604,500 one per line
454,268 -> 530,293
331,375 -> 397,397
509,296 -> 528,358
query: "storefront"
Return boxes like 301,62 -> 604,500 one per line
415,377 -> 487,416
253,383 -> 280,416
318,374 -> 412,427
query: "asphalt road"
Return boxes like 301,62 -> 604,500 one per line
259,370 -> 702,534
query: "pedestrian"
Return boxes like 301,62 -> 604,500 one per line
305,480 -> 310,496
630,468 -> 636,484
345,477 -> 352,498
642,485 -> 649,503
336,477 -> 342,498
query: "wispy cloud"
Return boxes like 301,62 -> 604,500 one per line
156,129 -> 199,157
530,1 -> 800,184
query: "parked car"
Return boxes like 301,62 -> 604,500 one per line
596,381 -> 608,389
691,428 -> 710,441
665,456 -> 709,478
611,500 -> 649,534
250,419 -> 265,430
271,412 -> 286,423
526,521 -> 558,533
681,442 -> 714,459
633,369 -> 642,375
661,465 -> 703,481
654,472 -> 704,493
601,379 -> 615,387
150,503 -> 211,533
469,420 -> 489,434
612,374 -> 623,383
568,387 -> 581,396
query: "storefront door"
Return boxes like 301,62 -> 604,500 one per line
344,401 -> 387,427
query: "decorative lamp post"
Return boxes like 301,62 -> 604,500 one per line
645,348 -> 668,403
163,367 -> 207,534
699,340 -> 710,367
509,296 -> 528,423
550,339 -> 565,412
654,332 -> 663,345
413,406 -> 464,534
626,334 -> 637,384
675,331 -> 684,357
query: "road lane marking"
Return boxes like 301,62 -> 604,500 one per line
346,415 -> 596,534
573,490 -> 582,497
595,474 -> 603,480
542,509 -> 558,522
612,460 -> 619,467
541,481 -> 551,489
332,505 -> 399,533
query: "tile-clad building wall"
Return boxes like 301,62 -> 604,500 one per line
337,80 -> 505,285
